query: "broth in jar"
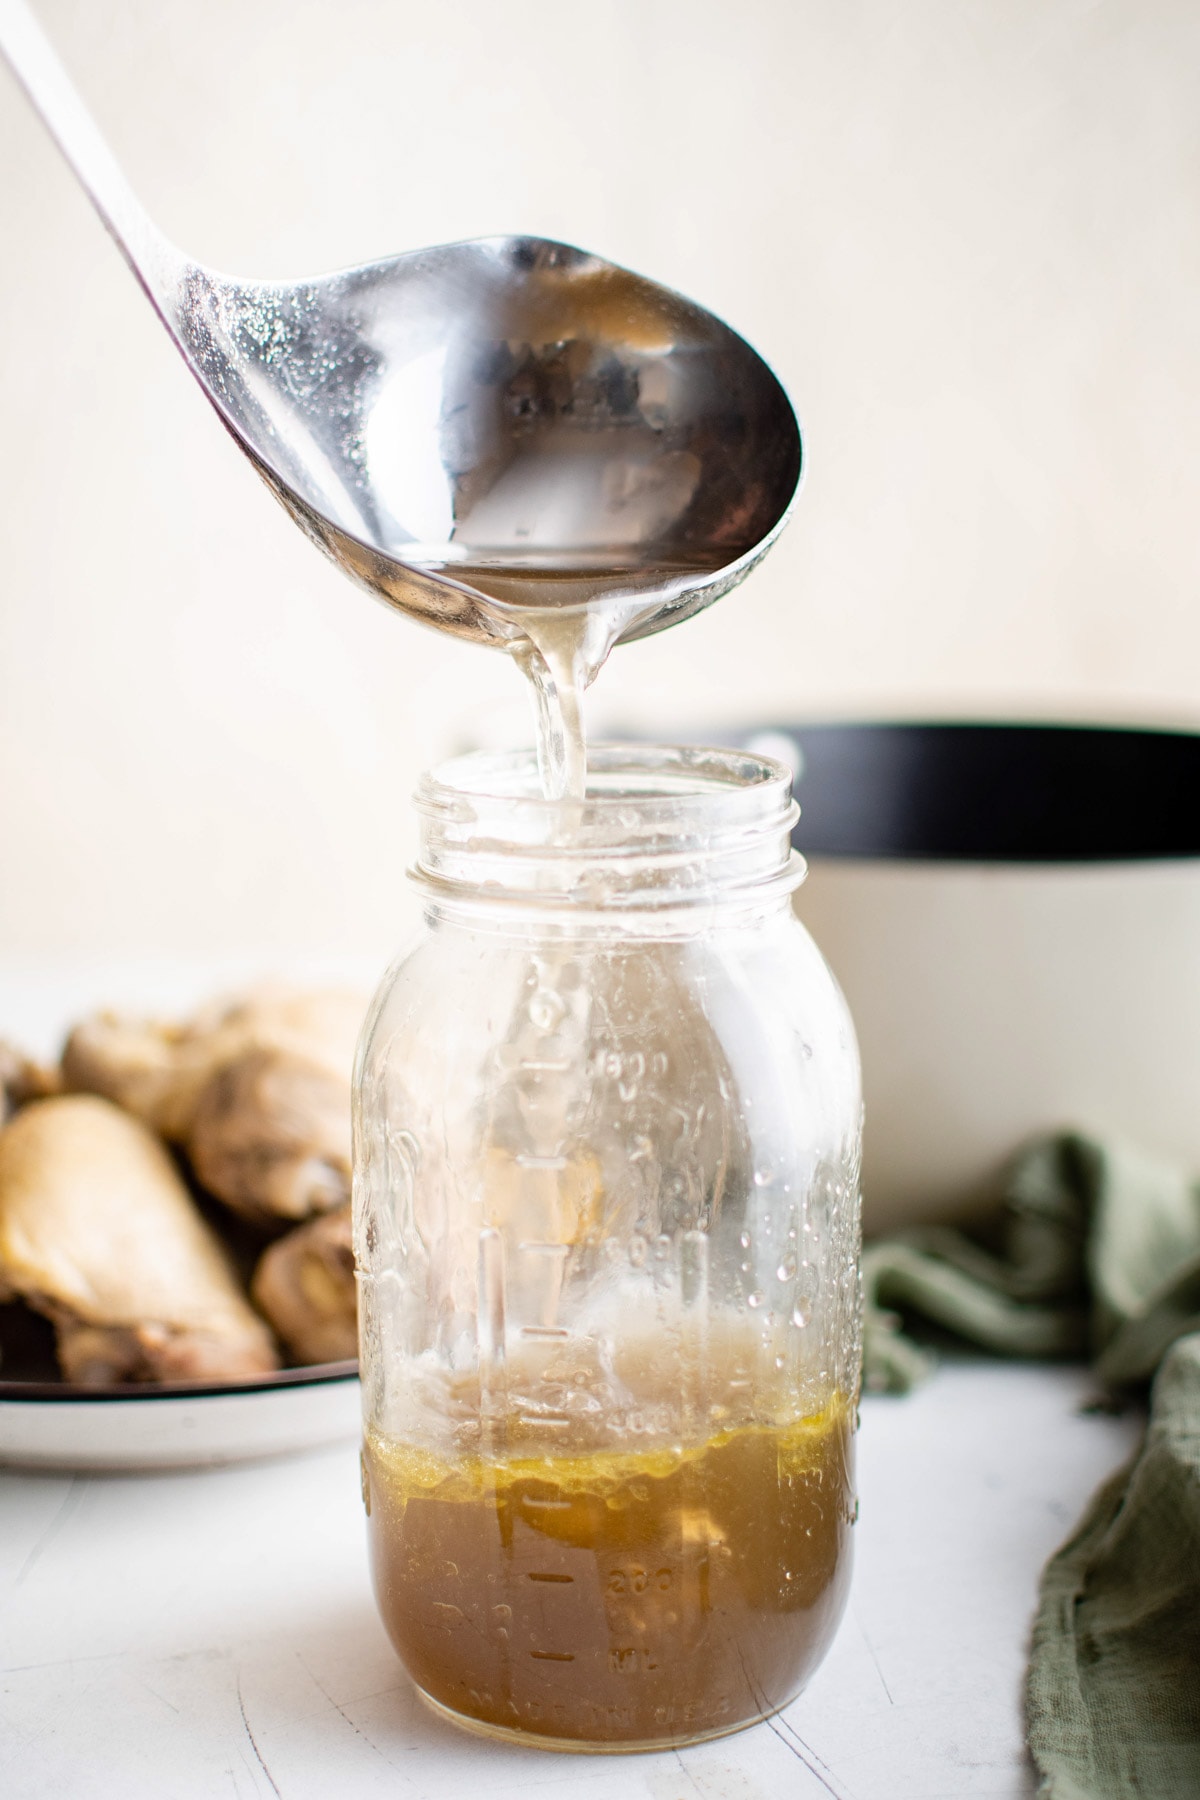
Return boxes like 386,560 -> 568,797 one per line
363,1393 -> 854,1749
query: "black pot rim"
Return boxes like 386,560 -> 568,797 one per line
724,720 -> 1200,863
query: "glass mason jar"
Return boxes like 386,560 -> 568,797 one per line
354,744 -> 862,1752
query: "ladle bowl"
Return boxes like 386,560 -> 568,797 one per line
0,1 -> 802,648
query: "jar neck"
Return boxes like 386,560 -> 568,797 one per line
409,744 -> 804,929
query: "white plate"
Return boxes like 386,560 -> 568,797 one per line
0,1363 -> 361,1471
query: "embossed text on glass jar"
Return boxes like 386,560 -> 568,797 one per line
353,745 -> 863,1751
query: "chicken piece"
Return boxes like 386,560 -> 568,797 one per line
251,1203 -> 357,1365
62,988 -> 364,1227
0,1040 -> 60,1124
0,1095 -> 279,1384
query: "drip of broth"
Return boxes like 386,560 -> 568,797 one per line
512,616 -> 591,805
416,558 -> 709,801
363,1396 -> 854,1749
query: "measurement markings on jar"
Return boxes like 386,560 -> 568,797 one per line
529,1650 -> 576,1662
519,1494 -> 574,1510
609,1647 -> 659,1674
516,1412 -> 572,1429
527,1571 -> 574,1582
519,1325 -> 571,1339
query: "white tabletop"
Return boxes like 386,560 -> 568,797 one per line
0,1359 -> 1138,1800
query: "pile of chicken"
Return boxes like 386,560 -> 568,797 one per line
0,991 -> 361,1385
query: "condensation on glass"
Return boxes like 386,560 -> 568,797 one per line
353,745 -> 863,1751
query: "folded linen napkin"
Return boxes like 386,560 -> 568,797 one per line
862,1134 -> 1200,1800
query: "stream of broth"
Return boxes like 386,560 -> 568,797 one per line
417,559 -> 705,800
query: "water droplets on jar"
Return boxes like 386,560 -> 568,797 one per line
528,988 -> 566,1033
617,1051 -> 646,1104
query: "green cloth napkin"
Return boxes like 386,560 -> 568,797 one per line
862,1134 -> 1200,1800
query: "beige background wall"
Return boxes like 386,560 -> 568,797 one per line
2,0 -> 1199,975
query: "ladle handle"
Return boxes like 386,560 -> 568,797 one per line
0,0 -> 183,306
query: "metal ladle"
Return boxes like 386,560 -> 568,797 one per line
0,0 -> 802,651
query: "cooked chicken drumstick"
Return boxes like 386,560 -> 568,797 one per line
0,1095 -> 279,1384
251,1203 -> 357,1365
62,989 -> 363,1228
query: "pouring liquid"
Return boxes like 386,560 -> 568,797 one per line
511,619 -> 591,804
417,557 -> 707,801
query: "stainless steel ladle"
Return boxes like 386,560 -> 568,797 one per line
0,0 -> 802,650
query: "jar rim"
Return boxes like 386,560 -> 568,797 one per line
411,743 -> 804,921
